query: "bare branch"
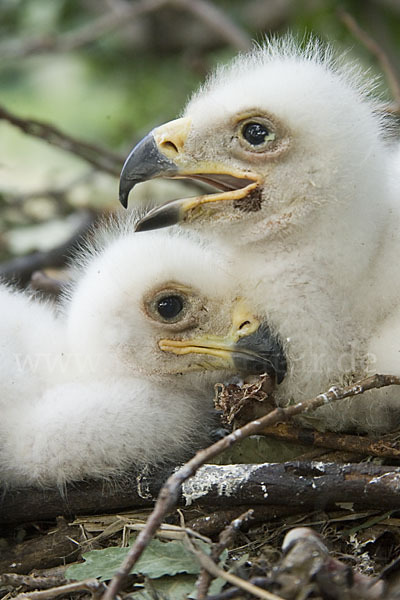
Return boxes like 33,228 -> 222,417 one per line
11,579 -> 106,600
101,373 -> 400,600
0,210 -> 96,285
0,104 -> 123,176
0,574 -> 67,591
0,519 -> 83,575
172,0 -> 251,51
0,0 -> 168,58
4,461 -> 400,527
186,535 -> 282,600
203,578 -> 272,600
339,9 -> 400,106
0,0 -> 250,60
3,171 -> 96,208
260,422 -> 400,460
196,509 -> 254,600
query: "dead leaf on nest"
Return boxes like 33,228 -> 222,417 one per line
214,373 -> 276,427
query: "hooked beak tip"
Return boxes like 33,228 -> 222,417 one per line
119,191 -> 129,209
119,174 -> 138,209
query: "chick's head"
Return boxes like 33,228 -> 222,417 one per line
66,229 -> 286,384
120,37 -> 388,245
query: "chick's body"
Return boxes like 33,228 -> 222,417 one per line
0,223 -> 243,488
0,286 -> 64,406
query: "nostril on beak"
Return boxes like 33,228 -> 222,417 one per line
160,140 -> 179,157
238,320 -> 251,330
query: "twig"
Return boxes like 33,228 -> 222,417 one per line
260,422 -> 400,460
0,210 -> 96,285
101,373 -> 400,600
0,104 -> 123,176
11,579 -> 106,600
339,9 -> 400,106
4,171 -> 96,208
172,0 -> 251,51
0,0 -> 168,58
204,578 -> 272,600
0,574 -> 67,591
196,509 -> 254,600
187,505 -> 298,538
1,0 -> 249,59
186,535 -> 282,600
0,518 -> 83,576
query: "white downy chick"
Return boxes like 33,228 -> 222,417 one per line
0,285 -> 64,407
0,217 -> 285,487
118,36 -> 400,433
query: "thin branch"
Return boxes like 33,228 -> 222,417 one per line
0,574 -> 67,591
0,104 -> 123,176
11,579 -> 106,600
3,171 -> 96,208
186,535 -> 282,600
101,373 -> 400,600
172,0 -> 251,51
1,0 -> 250,59
339,9 -> 400,106
260,422 -> 400,460
0,210 -> 96,285
196,509 -> 254,600
0,0 -> 168,58
204,578 -> 272,600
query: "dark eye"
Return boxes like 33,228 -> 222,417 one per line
242,122 -> 270,146
157,295 -> 184,320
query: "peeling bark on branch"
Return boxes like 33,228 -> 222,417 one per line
2,461 -> 400,527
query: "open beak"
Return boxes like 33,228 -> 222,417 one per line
159,302 -> 287,383
119,117 -> 261,230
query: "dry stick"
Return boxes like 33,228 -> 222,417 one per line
204,578 -> 272,600
102,373 -> 400,600
1,0 -> 249,59
7,171 -> 96,207
0,574 -> 67,591
0,210 -> 96,285
0,0 -> 168,58
0,104 -> 123,176
186,536 -> 282,600
173,0 -> 251,51
48,0 -> 167,53
12,579 -> 106,600
196,509 -> 254,600
260,422 -> 400,460
339,9 -> 400,106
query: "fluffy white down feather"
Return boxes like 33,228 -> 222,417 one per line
120,37 -> 400,433
0,221 -> 239,488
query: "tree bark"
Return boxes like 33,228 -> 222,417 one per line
2,461 -> 400,526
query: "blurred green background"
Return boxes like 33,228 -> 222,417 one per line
0,0 -> 399,262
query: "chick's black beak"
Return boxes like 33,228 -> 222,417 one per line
233,323 -> 287,384
119,133 -> 178,208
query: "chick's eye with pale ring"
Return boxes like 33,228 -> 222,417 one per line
157,295 -> 184,320
242,122 -> 271,146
